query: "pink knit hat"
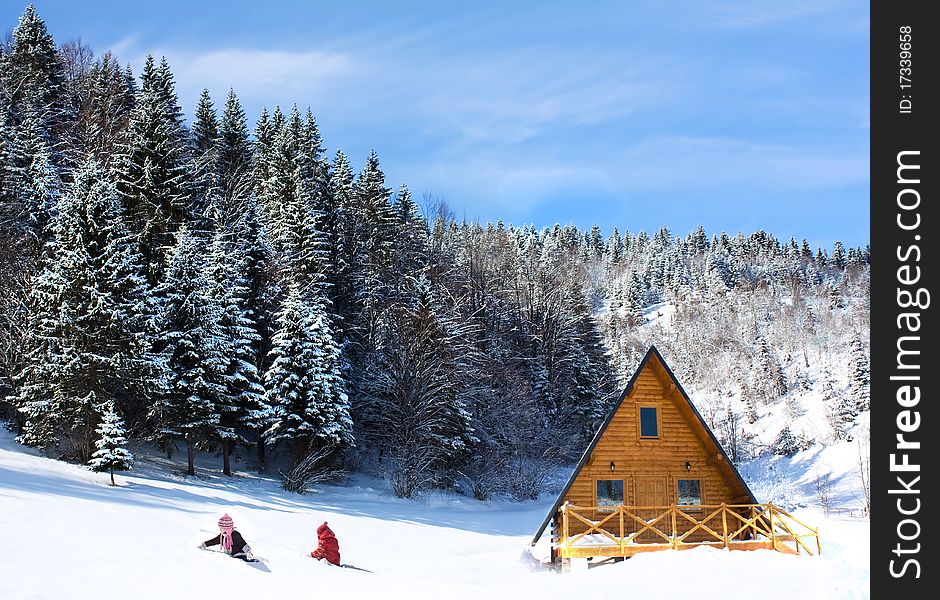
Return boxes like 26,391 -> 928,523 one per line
218,514 -> 235,531
218,514 -> 235,554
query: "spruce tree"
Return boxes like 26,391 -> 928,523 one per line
252,107 -> 276,224
260,105 -> 326,285
89,401 -> 134,485
392,183 -> 429,285
235,197 -> 278,470
114,55 -> 191,284
327,149 -> 357,337
830,241 -> 846,270
150,226 -> 226,476
3,5 -> 69,145
190,89 -> 219,229
206,230 -> 266,475
0,107 -> 58,256
355,149 -> 395,293
751,335 -> 787,404
824,374 -> 855,441
605,227 -> 624,265
217,89 -> 253,225
848,333 -> 870,412
191,89 -> 218,156
263,284 -> 352,464
13,159 -> 157,459
559,278 -> 612,440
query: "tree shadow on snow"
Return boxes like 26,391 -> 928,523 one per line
0,463 -> 298,515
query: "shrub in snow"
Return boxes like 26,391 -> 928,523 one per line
281,444 -> 341,494
813,468 -> 835,517
771,426 -> 812,457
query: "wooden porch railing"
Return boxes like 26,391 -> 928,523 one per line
555,502 -> 820,559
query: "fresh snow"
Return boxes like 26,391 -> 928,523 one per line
0,429 -> 868,599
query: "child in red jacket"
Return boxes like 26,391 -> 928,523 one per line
311,521 -> 341,566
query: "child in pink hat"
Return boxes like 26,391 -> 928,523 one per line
199,513 -> 253,560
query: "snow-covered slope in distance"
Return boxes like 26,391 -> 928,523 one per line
0,429 -> 868,600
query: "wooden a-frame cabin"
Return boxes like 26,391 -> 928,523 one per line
531,346 -> 820,567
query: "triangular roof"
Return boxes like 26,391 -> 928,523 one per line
530,345 -> 757,545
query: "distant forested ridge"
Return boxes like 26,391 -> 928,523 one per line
0,6 -> 869,499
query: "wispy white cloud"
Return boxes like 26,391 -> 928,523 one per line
121,45 -> 355,112
105,35 -> 140,62
612,135 -> 869,189
711,0 -> 847,27
415,57 -> 674,146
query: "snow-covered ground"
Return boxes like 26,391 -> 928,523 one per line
0,429 -> 868,599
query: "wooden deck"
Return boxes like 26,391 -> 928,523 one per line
553,502 -> 820,561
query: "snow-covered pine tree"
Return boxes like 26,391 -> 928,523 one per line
2,5 -> 69,147
263,283 -> 352,465
772,425 -> 801,457
191,89 -> 218,156
14,159 -> 158,458
826,282 -> 845,309
587,224 -> 604,257
206,230 -> 265,475
848,333 -> 870,412
217,89 -> 253,226
150,226 -> 226,476
326,149 -> 357,338
0,107 -> 58,257
750,335 -> 787,404
558,278 -> 613,441
744,392 -> 758,424
114,55 -> 191,284
89,401 -> 134,485
300,107 -> 326,190
190,88 -> 219,228
232,197 -> 278,470
625,272 -> 645,324
823,373 -> 855,441
605,227 -> 624,266
392,183 -> 429,287
352,149 -> 396,332
830,241 -> 846,270
252,107 -> 276,224
260,105 -> 327,286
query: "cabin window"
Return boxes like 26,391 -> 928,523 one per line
677,479 -> 702,507
639,406 -> 659,438
596,479 -> 624,511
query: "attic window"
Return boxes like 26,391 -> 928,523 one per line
639,406 -> 659,438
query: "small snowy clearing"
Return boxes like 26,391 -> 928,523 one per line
0,429 -> 868,599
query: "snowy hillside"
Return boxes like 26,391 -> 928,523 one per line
1,429 -> 868,600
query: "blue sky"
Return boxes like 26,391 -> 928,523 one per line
6,1 -> 870,248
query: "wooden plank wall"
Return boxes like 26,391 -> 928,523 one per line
562,358 -> 746,537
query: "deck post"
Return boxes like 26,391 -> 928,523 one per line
721,503 -> 729,548
619,506 -> 625,554
670,506 -> 678,549
769,504 -> 777,552
562,502 -> 570,558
